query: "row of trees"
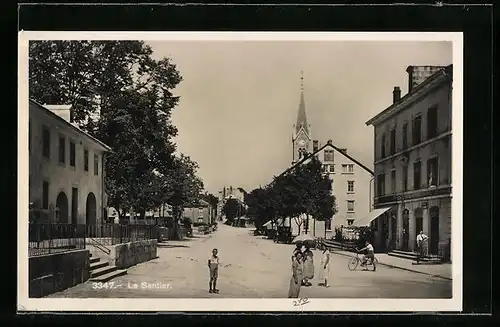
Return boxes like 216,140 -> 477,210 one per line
29,41 -> 205,221
222,198 -> 247,224
246,156 -> 337,234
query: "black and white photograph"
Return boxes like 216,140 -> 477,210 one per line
17,32 -> 463,312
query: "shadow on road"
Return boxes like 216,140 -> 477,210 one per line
157,244 -> 191,249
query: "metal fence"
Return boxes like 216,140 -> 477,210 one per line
86,224 -> 158,246
29,223 -> 158,257
29,223 -> 86,257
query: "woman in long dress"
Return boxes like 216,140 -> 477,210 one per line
317,248 -> 331,287
302,246 -> 314,286
288,252 -> 304,298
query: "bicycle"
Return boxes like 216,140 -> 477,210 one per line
348,250 -> 377,271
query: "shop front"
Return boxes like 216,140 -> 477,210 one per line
352,207 -> 393,253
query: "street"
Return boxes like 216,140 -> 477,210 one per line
48,223 -> 452,298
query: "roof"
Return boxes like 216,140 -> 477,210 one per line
183,199 -> 211,208
278,142 -> 374,178
365,64 -> 452,126
29,99 -> 112,152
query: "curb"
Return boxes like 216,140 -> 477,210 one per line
331,250 -> 452,281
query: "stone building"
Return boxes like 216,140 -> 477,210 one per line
183,199 -> 215,225
217,186 -> 246,219
29,99 -> 111,225
283,73 -> 374,237
365,65 -> 452,260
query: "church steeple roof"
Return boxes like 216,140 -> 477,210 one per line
295,71 -> 309,134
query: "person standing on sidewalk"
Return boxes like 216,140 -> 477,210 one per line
302,244 -> 314,286
208,248 -> 220,293
317,247 -> 331,287
416,231 -> 429,263
288,251 -> 304,298
292,241 -> 302,259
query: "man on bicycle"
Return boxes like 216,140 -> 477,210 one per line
358,240 -> 376,270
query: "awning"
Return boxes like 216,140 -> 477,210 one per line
352,207 -> 391,227
263,218 -> 290,228
263,220 -> 274,228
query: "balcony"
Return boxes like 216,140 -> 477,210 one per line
374,185 -> 452,205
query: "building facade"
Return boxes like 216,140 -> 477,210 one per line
217,186 -> 246,219
29,100 -> 111,226
284,74 -> 374,236
366,65 -> 452,260
183,199 -> 215,225
286,141 -> 374,234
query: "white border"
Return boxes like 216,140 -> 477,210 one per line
18,31 -> 463,312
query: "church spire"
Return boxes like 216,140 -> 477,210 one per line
296,70 -> 309,134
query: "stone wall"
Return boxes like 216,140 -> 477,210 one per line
88,239 -> 158,269
29,249 -> 90,298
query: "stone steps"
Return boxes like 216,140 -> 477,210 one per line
388,249 -> 442,263
90,269 -> 128,282
87,253 -> 127,282
90,261 -> 109,271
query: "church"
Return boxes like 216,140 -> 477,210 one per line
282,73 -> 375,237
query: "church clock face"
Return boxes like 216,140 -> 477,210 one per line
298,139 -> 306,146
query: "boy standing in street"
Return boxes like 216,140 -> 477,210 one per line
208,248 -> 220,293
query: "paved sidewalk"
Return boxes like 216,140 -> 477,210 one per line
331,249 -> 452,280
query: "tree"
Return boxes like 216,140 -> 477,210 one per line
29,41 -> 155,128
29,41 -> 198,223
288,156 -> 337,234
248,155 -> 337,235
222,198 -> 239,223
201,192 -> 219,218
167,154 -> 204,221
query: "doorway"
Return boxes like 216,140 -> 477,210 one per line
414,207 -> 423,251
86,192 -> 97,225
430,206 -> 440,255
56,192 -> 69,223
381,214 -> 389,252
402,209 -> 409,251
71,188 -> 78,225
390,212 -> 397,251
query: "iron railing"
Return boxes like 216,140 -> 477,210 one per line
29,223 -> 158,257
86,224 -> 158,246
29,223 -> 86,257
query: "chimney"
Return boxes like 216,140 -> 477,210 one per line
406,66 -> 415,93
407,65 -> 447,92
313,140 -> 319,152
393,86 -> 401,103
44,104 -> 73,123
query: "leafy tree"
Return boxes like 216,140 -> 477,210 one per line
168,154 -> 204,221
29,40 -> 201,224
248,155 -> 337,234
222,198 -> 239,222
201,192 -> 219,218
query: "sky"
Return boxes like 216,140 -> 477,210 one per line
146,40 -> 452,195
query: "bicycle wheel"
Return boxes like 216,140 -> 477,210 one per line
348,257 -> 359,271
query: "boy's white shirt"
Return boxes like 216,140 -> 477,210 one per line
209,255 -> 220,265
